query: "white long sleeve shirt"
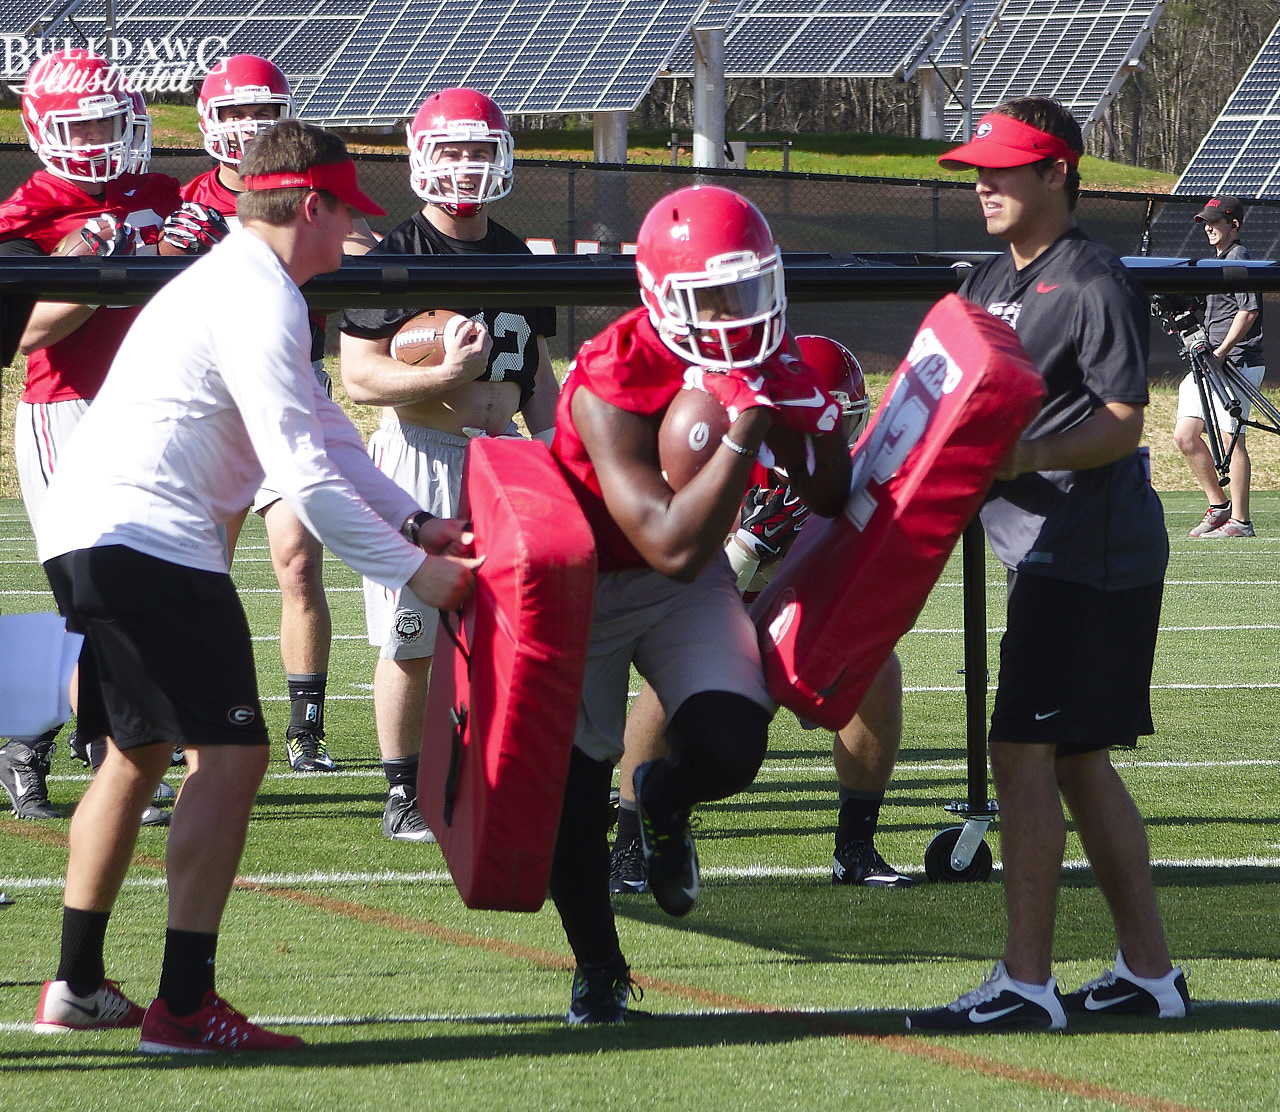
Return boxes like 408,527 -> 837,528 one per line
38,228 -> 426,591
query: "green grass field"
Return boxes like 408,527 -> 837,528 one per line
2,489 -> 1278,1111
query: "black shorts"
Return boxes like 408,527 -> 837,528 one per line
44,545 -> 268,750
988,573 -> 1162,752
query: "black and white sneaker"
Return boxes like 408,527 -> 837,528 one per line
633,760 -> 699,917
1063,950 -> 1190,1019
565,958 -> 641,1025
0,740 -> 60,819
382,784 -> 436,843
285,729 -> 337,772
608,839 -> 649,895
906,961 -> 1067,1032
832,840 -> 915,888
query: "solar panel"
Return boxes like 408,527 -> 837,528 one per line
665,0 -> 975,79
1174,18 -> 1280,199
938,0 -> 1165,141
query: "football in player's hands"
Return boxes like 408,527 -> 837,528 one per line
658,384 -> 731,490
390,309 -> 470,366
54,213 -> 135,257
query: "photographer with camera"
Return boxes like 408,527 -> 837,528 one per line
1174,196 -> 1265,538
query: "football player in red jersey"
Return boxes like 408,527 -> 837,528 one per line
339,88 -> 559,841
181,54 -> 377,774
547,185 -> 851,1023
609,336 -> 916,897
0,49 -> 181,823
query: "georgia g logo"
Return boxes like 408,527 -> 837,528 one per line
976,121 -> 993,139
227,705 -> 257,726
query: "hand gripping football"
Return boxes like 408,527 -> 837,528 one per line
390,309 -> 469,366
658,384 -> 732,490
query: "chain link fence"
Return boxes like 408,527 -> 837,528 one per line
4,143 -> 1276,377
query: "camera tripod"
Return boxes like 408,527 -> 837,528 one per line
1157,300 -> 1280,485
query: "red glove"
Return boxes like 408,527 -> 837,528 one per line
78,213 -> 137,257
764,354 -> 843,435
162,202 -> 230,254
735,483 -> 810,559
682,365 -> 776,423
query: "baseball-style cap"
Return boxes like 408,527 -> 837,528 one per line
242,158 -> 386,216
1193,196 -> 1243,224
938,113 -> 1081,171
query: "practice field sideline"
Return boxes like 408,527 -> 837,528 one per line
1,493 -> 1279,1112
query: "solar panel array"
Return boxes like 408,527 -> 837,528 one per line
1174,19 -> 1280,198
664,0 -> 976,80
1,0 -> 707,124
939,0 -> 1165,140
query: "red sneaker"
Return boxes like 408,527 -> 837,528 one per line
138,991 -> 304,1054
35,979 -> 145,1032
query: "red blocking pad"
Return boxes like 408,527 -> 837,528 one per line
420,437 -> 597,911
749,293 -> 1045,730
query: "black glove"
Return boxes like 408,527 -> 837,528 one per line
735,483 -> 810,559
79,213 -> 137,257
162,202 -> 230,254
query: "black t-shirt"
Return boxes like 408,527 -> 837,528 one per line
0,237 -> 41,367
339,212 -> 556,408
962,228 -> 1167,590
1204,241 -> 1263,367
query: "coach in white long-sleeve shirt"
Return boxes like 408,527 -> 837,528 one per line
33,121 -> 478,1055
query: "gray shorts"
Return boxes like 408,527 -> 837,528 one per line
364,415 -> 469,660
253,361 -> 333,514
15,397 -> 90,530
574,556 -> 774,763
1176,363 -> 1265,431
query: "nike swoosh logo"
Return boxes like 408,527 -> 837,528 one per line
968,1003 -> 1023,1023
64,999 -> 101,1018
1036,281 -> 1059,293
774,388 -> 828,408
1034,709 -> 1061,720
124,189 -> 136,197
1085,991 -> 1138,1011
761,523 -> 784,538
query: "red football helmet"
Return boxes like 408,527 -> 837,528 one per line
636,185 -> 786,370
198,54 -> 294,165
406,88 -> 514,214
794,334 -> 869,445
126,85 -> 152,174
21,49 -> 133,183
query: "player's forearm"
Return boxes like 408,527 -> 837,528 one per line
1000,401 -> 1143,478
340,349 -> 466,407
18,300 -> 95,355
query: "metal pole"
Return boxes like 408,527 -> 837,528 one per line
961,517 -> 988,814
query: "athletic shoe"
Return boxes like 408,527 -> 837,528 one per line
35,978 -> 145,1032
1188,503 -> 1231,537
1201,518 -> 1256,538
832,840 -> 915,889
67,730 -> 90,767
0,740 -> 60,819
138,991 -> 304,1053
140,804 -> 171,827
1062,950 -> 1190,1019
633,760 -> 699,917
284,729 -> 337,772
171,747 -> 186,766
565,959 -> 641,1025
608,838 -> 649,895
153,780 -> 176,805
905,961 -> 1067,1032
382,784 -> 436,843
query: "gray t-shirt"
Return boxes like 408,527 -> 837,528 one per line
962,229 -> 1168,590
1204,241 -> 1264,368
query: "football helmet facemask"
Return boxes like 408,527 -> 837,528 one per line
794,334 -> 869,446
406,88 -> 514,215
198,54 -> 294,166
126,86 -> 152,174
636,185 -> 786,370
22,49 -> 133,183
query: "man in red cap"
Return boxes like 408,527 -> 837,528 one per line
1175,195 -> 1264,538
907,98 -> 1187,1033
32,120 -> 479,1054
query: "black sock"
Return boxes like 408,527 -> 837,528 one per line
614,800 -> 641,849
1210,500 -> 1230,510
286,672 -> 327,738
836,789 -> 884,847
56,907 -> 110,996
383,754 -> 419,798
157,928 -> 218,1017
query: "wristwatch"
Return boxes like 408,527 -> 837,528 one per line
401,510 -> 435,547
